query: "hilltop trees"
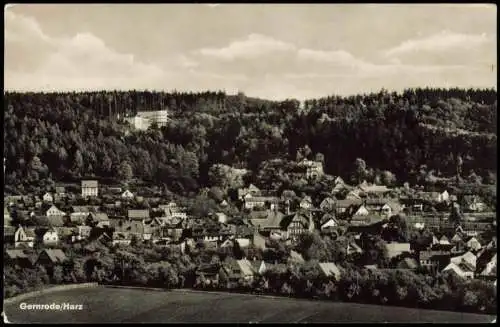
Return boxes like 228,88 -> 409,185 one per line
3,88 -> 497,195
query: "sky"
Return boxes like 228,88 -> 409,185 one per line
4,4 -> 497,100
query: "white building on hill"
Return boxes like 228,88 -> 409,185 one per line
126,110 -> 168,130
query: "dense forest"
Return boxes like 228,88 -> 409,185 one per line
3,88 -> 497,195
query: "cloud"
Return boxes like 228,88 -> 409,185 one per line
198,33 -> 296,60
384,30 -> 491,57
297,49 -> 365,67
5,11 -> 166,90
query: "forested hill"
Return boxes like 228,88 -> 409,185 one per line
3,88 -> 497,195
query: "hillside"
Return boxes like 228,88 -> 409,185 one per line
3,287 -> 495,323
3,88 -> 497,196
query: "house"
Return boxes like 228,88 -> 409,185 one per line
249,210 -> 285,232
128,209 -> 150,222
5,249 -> 32,268
478,253 -> 497,279
221,258 -> 256,284
320,214 -> 339,230
280,211 -> 314,241
195,263 -> 221,286
42,228 -> 59,245
438,190 -> 450,203
380,202 -> 402,217
70,206 -> 96,224
252,231 -> 267,250
462,196 -> 487,212
250,260 -> 267,275
88,212 -> 110,228
46,205 -> 65,218
385,242 -> 411,259
238,184 -> 262,200
317,262 -> 342,280
319,197 -> 336,212
346,241 -> 364,255
443,262 -> 474,279
451,233 -> 463,244
465,237 -> 482,251
81,180 -> 99,197
298,159 -> 324,180
333,176 -> 345,186
121,190 -> 134,200
419,250 -> 451,271
72,225 -> 92,242
55,186 -> 66,197
112,232 -> 133,246
14,226 -> 36,248
351,204 -> 369,216
4,226 -> 16,244
244,194 -> 279,210
439,235 -> 451,245
42,192 -> 54,203
331,182 -> 350,195
450,251 -> 477,271
36,249 -> 68,273
299,196 -> 313,210
335,199 -> 363,214
116,220 -> 144,240
345,190 -> 363,200
216,212 -> 228,224
220,200 -> 229,207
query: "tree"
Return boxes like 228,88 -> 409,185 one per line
354,158 -> 367,184
72,150 -> 84,175
118,161 -> 133,182
381,170 -> 396,187
233,240 -> 244,260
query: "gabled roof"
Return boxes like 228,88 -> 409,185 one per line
249,210 -> 285,230
47,215 -> 65,227
82,180 -> 98,188
236,259 -> 255,276
6,249 -> 28,260
280,212 -> 311,230
90,212 -> 109,222
318,262 -> 341,278
39,249 -> 67,264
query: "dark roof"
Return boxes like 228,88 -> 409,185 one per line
6,249 -> 28,260
249,210 -> 285,230
39,249 -> 67,264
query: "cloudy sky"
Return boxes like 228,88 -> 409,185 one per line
4,4 -> 497,100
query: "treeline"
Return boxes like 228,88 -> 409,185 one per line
6,238 -> 496,316
3,88 -> 497,195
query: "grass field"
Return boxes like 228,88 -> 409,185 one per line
4,287 -> 496,323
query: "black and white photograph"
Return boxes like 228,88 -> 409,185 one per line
3,3 -> 497,323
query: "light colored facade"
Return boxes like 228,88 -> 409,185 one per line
43,229 -> 59,245
82,180 -> 99,197
46,205 -> 65,218
126,110 -> 168,130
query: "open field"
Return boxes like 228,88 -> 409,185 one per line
3,286 -> 496,323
